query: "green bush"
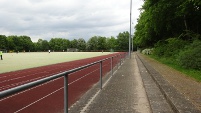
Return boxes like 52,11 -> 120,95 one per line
164,38 -> 187,58
153,40 -> 167,57
177,40 -> 201,70
153,38 -> 187,58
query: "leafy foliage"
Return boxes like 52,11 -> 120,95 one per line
1,30 -> 131,52
136,0 -> 201,71
134,0 -> 201,47
177,40 -> 201,70
70,39 -> 78,48
77,38 -> 86,51
106,36 -> 117,50
4,35 -> 33,52
0,35 -> 7,49
154,38 -> 187,57
153,37 -> 201,70
86,36 -> 98,51
116,31 -> 129,51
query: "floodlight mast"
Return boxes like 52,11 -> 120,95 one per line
132,35 -> 133,52
129,0 -> 132,59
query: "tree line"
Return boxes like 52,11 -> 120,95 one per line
134,0 -> 201,47
134,0 -> 201,70
0,31 -> 132,52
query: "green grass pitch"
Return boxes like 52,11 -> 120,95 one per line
0,52 -> 112,74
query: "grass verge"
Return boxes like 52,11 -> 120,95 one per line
149,55 -> 201,82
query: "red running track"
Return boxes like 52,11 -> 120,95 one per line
0,52 -> 126,113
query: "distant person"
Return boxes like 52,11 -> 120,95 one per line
48,50 -> 51,53
0,51 -> 3,60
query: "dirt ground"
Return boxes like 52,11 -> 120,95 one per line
138,53 -> 201,111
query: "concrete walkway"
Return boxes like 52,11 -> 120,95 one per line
69,53 -> 200,113
84,53 -> 151,113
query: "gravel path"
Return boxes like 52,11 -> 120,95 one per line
138,53 -> 201,111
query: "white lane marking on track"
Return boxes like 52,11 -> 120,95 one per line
14,87 -> 64,113
0,65 -> 65,80
13,67 -> 99,112
2,59 -> 119,112
1,62 -> 101,90
68,62 -> 110,85
0,66 -> 55,79
68,68 -> 99,85
0,65 -> 73,90
0,77 -> 63,102
0,72 -> 48,84
1,58 -> 111,90
1,69 -> 98,113
1,65 -> 98,100
0,72 -> 59,91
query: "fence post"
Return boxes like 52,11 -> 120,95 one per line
64,74 -> 68,113
111,57 -> 113,76
120,54 -> 122,65
122,54 -> 124,62
117,55 -> 119,69
100,61 -> 103,89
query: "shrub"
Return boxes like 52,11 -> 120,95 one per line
177,40 -> 201,70
164,38 -> 187,58
153,40 -> 167,57
153,38 -> 187,58
142,48 -> 153,55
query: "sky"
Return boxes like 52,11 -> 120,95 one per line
0,0 -> 144,42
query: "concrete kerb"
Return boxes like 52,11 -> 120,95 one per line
135,53 -> 174,113
136,53 -> 201,113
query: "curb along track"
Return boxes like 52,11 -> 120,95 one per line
135,53 -> 200,113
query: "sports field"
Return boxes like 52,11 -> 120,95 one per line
0,52 -> 112,74
0,52 -> 127,113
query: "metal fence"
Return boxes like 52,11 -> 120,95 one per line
0,53 -> 127,113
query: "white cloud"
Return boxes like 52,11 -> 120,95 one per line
0,0 -> 143,42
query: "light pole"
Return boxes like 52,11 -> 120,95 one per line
129,0 -> 132,59
132,35 -> 133,52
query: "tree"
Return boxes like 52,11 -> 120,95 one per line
19,36 -> 34,51
134,0 -> 201,47
77,38 -> 86,51
6,36 -> 15,51
86,36 -> 98,51
97,36 -> 106,50
41,40 -> 49,51
36,39 -> 43,51
62,39 -> 70,51
70,39 -> 78,48
106,36 -> 117,50
6,35 -> 23,52
0,35 -> 7,50
116,31 -> 129,51
49,38 -> 66,51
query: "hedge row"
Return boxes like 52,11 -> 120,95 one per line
153,38 -> 201,70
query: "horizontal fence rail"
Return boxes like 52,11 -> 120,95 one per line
0,52 -> 128,113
